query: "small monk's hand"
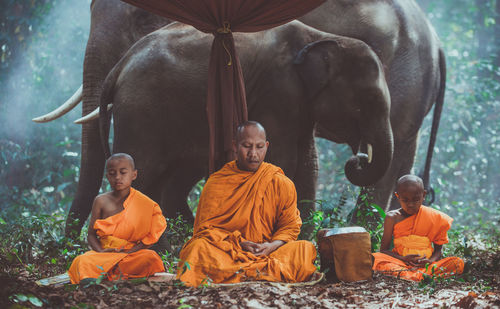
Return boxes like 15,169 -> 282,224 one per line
240,241 -> 261,254
100,248 -> 119,253
402,254 -> 422,266
414,258 -> 433,267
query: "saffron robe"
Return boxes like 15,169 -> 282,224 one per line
68,188 -> 167,284
373,206 -> 464,281
177,161 -> 317,287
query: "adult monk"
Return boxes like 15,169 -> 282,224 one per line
68,153 -> 166,284
373,175 -> 464,281
177,121 -> 317,287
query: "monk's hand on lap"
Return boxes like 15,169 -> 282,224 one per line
240,241 -> 261,254
253,240 -> 285,256
414,258 -> 432,267
100,248 -> 119,253
402,254 -> 422,266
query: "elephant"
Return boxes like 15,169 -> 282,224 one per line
34,0 -> 444,235
97,21 -> 394,225
300,0 -> 445,211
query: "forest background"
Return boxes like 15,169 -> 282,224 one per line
0,0 -> 498,287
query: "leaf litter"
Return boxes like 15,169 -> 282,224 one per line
1,271 -> 498,308
1,249 -> 498,308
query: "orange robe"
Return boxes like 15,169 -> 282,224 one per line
68,188 -> 166,284
177,161 -> 317,287
373,206 -> 464,281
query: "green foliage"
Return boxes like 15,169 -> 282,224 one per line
0,0 -> 90,220
317,0 -> 500,231
414,0 -> 500,227
301,190 -> 386,251
349,194 -> 386,252
10,293 -> 44,307
187,179 -> 205,215
165,215 -> 193,253
0,205 -> 87,276
300,196 -> 349,240
178,297 -> 193,309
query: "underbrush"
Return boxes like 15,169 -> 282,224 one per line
0,206 -> 193,280
2,203 -> 496,273
0,206 -> 87,278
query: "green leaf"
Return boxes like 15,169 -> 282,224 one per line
28,295 -> 43,307
14,294 -> 28,302
370,203 -> 386,219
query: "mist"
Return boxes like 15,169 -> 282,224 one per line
0,0 -> 90,141
0,0 -> 498,228
0,0 -> 90,211
316,0 -> 500,228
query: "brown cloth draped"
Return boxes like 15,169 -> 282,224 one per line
120,0 -> 326,173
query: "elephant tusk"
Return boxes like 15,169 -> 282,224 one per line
32,85 -> 83,123
74,104 -> 113,124
367,143 -> 373,164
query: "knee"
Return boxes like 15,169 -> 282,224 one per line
140,249 -> 162,262
295,240 -> 317,255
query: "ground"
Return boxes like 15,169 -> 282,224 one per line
2,260 -> 499,308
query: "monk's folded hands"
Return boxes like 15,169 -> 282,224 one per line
253,240 -> 285,256
402,254 -> 423,266
240,240 -> 261,254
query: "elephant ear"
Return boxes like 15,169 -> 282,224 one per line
293,40 -> 343,98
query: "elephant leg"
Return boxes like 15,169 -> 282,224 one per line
159,162 -> 205,222
294,129 -> 319,221
153,162 -> 204,253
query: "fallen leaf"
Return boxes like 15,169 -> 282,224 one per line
468,291 -> 478,298
120,287 -> 133,294
136,284 -> 153,293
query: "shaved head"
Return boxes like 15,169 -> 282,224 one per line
233,121 -> 269,172
235,121 -> 266,143
106,153 -> 135,170
396,174 -> 424,192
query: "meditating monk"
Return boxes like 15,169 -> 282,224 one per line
68,153 -> 166,284
372,175 -> 464,281
177,121 -> 317,287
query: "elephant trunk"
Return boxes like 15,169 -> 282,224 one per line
344,119 -> 393,187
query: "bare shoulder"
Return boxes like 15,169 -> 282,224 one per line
386,208 -> 407,224
384,210 -> 401,222
93,192 -> 114,209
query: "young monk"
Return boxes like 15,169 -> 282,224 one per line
68,153 -> 167,284
372,175 -> 464,281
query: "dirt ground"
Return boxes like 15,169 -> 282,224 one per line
1,269 -> 499,308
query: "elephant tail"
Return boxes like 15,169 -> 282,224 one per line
421,48 -> 446,205
99,65 -> 120,159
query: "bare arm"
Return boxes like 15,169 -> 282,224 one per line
87,197 -> 115,253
